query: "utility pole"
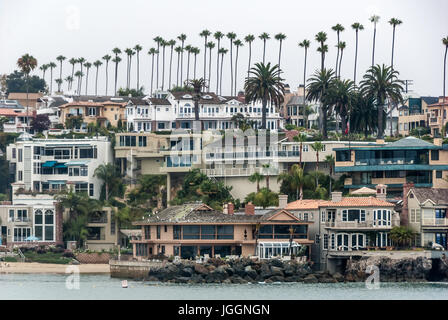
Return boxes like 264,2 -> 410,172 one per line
402,80 -> 414,94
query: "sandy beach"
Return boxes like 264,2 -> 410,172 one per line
0,262 -> 110,274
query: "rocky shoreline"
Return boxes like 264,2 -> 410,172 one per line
141,256 -> 448,284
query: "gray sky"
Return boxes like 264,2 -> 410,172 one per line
1,0 -> 447,97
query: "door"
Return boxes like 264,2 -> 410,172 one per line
435,233 -> 447,249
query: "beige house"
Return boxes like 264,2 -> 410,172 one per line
8,92 -> 43,111
427,97 -> 448,137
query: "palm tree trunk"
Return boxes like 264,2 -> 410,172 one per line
247,42 -> 252,81
176,51 -> 180,87
354,30 -> 359,85
372,26 -> 377,66
70,64 -> 75,90
300,143 -> 303,167
151,55 -> 155,95
156,44 -> 160,90
266,175 -> 270,191
335,33 -> 340,76
50,68 -> 53,94
95,67 -> 99,96
316,152 -> 319,187
444,46 -> 447,101
114,62 -> 118,96
203,38 -> 207,84
220,53 -> 225,96
59,62 -> 63,92
162,46 -> 166,91
26,74 -> 29,131
187,52 -> 191,82
391,26 -> 396,69
263,40 -> 266,64
378,97 -> 383,139
262,98 -> 267,129
137,52 -> 140,90
338,49 -> 344,79
169,47 -> 173,90
126,55 -> 130,89
230,40 -> 234,96
194,54 -> 197,80
303,48 -> 307,128
85,69 -> 89,95
216,40 -> 221,94
234,46 -> 239,95
105,61 -> 109,96
208,48 -> 213,92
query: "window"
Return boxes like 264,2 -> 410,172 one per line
436,171 -> 443,179
12,148 -> 16,159
18,149 -> 23,162
373,210 -> 392,226
336,150 -> 351,162
323,234 -> 329,250
315,234 -> 320,244
9,209 -> 14,222
164,225 -> 167,233
156,225 -> 161,239
431,150 -> 439,161
144,226 -> 151,239
342,209 -> 366,222
89,184 -> 94,197
182,225 -> 199,239
18,171 -> 23,181
173,225 -> 181,239
217,226 -> 234,240
138,136 -> 147,147
331,234 -> 335,250
75,183 -> 88,194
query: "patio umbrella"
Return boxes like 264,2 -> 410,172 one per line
25,236 -> 39,241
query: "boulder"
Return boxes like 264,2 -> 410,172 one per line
194,264 -> 210,275
180,267 -> 193,277
270,266 -> 284,277
303,274 -> 318,284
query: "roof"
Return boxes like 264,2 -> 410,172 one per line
409,188 -> 448,206
387,136 -> 435,149
170,91 -> 223,104
148,98 -> 171,105
335,137 -> 439,151
421,96 -> 440,106
286,96 -> 305,106
350,187 -> 377,195
120,229 -> 142,237
8,93 -> 43,100
60,101 -> 127,108
286,197 -> 394,210
0,108 -> 29,117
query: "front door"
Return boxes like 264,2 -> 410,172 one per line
435,233 -> 447,249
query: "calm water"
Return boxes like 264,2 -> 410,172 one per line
0,274 -> 447,300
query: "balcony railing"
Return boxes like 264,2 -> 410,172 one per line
87,234 -> 106,241
88,216 -> 108,224
422,218 -> 448,226
206,151 -> 299,160
202,167 -> 287,177
324,221 -> 394,228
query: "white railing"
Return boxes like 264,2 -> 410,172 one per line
202,167 -> 287,177
422,218 -> 448,226
325,221 -> 393,229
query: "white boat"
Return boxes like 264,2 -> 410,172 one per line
121,280 -> 128,288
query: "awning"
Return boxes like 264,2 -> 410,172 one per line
48,180 -> 66,185
66,160 -> 90,166
42,161 -> 57,168
54,163 -> 67,168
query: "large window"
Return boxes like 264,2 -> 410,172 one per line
174,225 -> 235,240
34,209 -> 54,242
342,210 -> 366,222
119,136 -> 137,147
13,228 -> 31,242
373,210 -> 392,226
259,225 -> 307,239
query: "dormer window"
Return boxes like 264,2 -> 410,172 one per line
202,95 -> 212,100
183,94 -> 193,99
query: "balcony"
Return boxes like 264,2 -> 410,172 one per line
422,218 -> 448,226
202,167 -> 287,177
87,216 -> 108,224
324,221 -> 395,229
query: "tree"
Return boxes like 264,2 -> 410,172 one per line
160,40 -> 168,91
63,214 -> 89,248
227,32 -> 237,95
40,64 -> 49,88
219,48 -> 228,96
124,48 -> 134,90
259,32 -> 270,64
74,71 -> 83,96
192,47 -> 200,79
249,172 -> 263,193
214,31 -> 225,93
77,58 -> 85,94
325,154 -> 335,193
93,60 -> 103,96
186,78 -> 207,125
153,36 -> 163,90
5,71 -> 45,94
315,32 -> 328,71
167,40 -> 176,90
442,37 -> 448,113
275,33 -> 287,78
332,24 -> 345,76
185,45 -> 193,83
117,87 -> 144,97
293,133 -> 307,167
31,114 -> 51,132
306,68 -> 336,138
134,44 -> 143,90
360,64 -> 404,139
350,92 -> 382,137
351,23 -> 364,86
278,164 -> 305,200
174,46 -> 182,88
206,41 -> 216,93
83,62 -> 92,95
262,163 -> 271,190
233,39 -> 243,95
253,188 -> 278,209
299,39 -> 311,123
64,76 -> 73,92
112,48 -> 122,96
200,30 -> 211,90
337,41 -> 346,78
148,48 -> 157,95
244,34 -> 256,81
177,34 -> 187,85
389,18 -> 403,69
68,58 -> 77,90
94,163 -> 124,202
245,62 -> 285,130
328,78 -> 354,135
56,55 -> 66,92
102,55 -> 111,96
370,15 -> 380,66
0,116 -> 9,132
48,62 -> 57,94
389,226 -> 415,249
17,54 -> 37,131
311,141 -> 324,186
127,174 -> 166,209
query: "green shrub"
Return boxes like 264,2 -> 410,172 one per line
4,257 -> 17,262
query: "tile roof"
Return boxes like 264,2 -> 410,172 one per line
0,108 -> 29,117
8,93 -> 43,100
387,136 -> 435,149
286,197 -> 394,210
286,96 -> 305,106
421,96 -> 440,105
60,101 -> 127,108
410,188 -> 448,206
148,98 -> 171,105
170,91 -> 224,104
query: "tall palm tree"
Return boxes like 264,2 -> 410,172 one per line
160,40 -> 168,91
134,44 -> 143,90
153,36 -> 163,90
360,64 -> 404,139
17,54 -> 37,129
74,71 -> 83,96
200,30 -> 211,89
370,15 -> 381,66
245,62 -> 285,130
350,92 -> 380,137
389,18 -> 403,69
124,48 -> 134,89
259,33 -> 270,64
40,64 -> 49,87
337,41 -> 347,78
77,58 -> 85,94
299,39 -> 311,124
249,172 -> 264,192
315,32 -> 328,71
65,76 -> 73,92
329,78 -> 354,135
262,163 -> 271,190
112,48 -> 121,95
185,45 -> 193,83
351,22 -> 364,85
206,41 -> 216,92
177,34 -> 187,85
148,48 -> 157,95
193,47 -> 200,80
83,62 -> 92,95
325,154 -> 335,193
56,55 -> 66,92
214,31 -> 225,93
306,68 -> 336,139
443,37 -> 448,105
227,32 -> 237,95
93,60 -> 103,96
186,78 -> 207,127
68,58 -> 77,90
167,40 -> 176,90
245,34 -> 256,81
311,141 -> 324,186
102,54 -> 111,96
233,39 -> 243,95
332,24 -> 345,75
48,62 -> 57,94
275,33 -> 287,77
278,164 -> 305,200
293,133 -> 307,167
174,46 -> 182,87
55,79 -> 63,93
219,48 -> 228,95
94,163 -> 118,201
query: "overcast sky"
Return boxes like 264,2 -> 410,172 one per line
1,0 -> 447,97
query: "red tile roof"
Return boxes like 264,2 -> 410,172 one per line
286,197 -> 394,210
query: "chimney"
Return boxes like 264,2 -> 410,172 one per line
331,192 -> 342,202
223,203 -> 228,214
401,182 -> 414,226
245,202 -> 255,216
297,85 -> 305,97
278,195 -> 288,209
228,203 -> 234,215
376,184 -> 387,201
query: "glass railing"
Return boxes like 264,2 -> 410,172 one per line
206,151 -> 299,159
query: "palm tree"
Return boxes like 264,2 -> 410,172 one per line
245,34 -> 256,81
350,92 -> 380,138
443,37 -> 448,106
186,78 -> 207,124
278,164 -> 305,200
74,71 -> 83,96
40,64 -> 49,87
185,45 -> 193,83
370,15 -> 380,66
275,33 -> 287,77
112,48 -> 122,95
124,48 -> 134,89
233,39 -> 243,95
214,31 -> 225,93
306,68 -> 336,139
219,48 -> 228,95
315,32 -> 328,71
55,79 -> 63,93
174,46 -> 182,87
227,32 -> 237,95
148,48 -> 157,95
93,60 -> 102,96
192,47 -> 200,80
389,18 -> 403,69
102,54 -> 111,96
245,62 -> 285,130
389,226 -> 415,249
48,62 -> 57,94
56,55 -> 66,92
299,40 -> 311,124
77,58 -> 85,94
329,78 -> 354,135
311,141 -> 324,186
160,40 -> 168,91
259,32 -> 270,64
83,62 -> 91,95
65,76 -> 73,92
262,163 -> 271,190
206,41 -> 216,92
68,58 -> 77,90
133,44 -> 143,90
200,30 -> 211,89
177,34 -> 187,85
94,163 -> 118,202
167,40 -> 176,90
337,41 -> 347,78
325,154 -> 335,193
351,23 -> 364,85
360,64 -> 404,139
303,104 -> 315,129
153,36 -> 163,90
332,24 -> 345,75
17,54 -> 37,124
249,172 -> 264,192
293,133 -> 307,167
